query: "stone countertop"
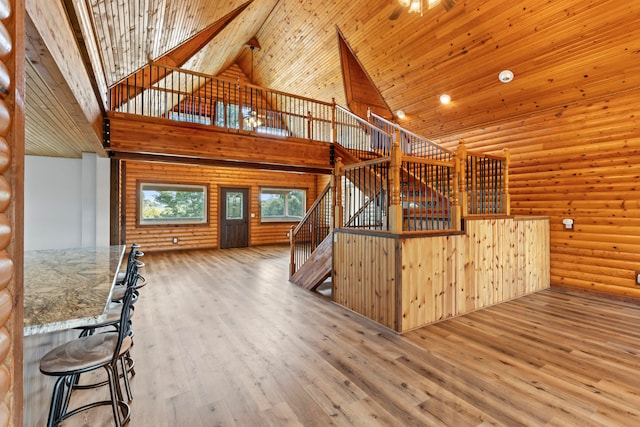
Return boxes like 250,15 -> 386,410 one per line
23,245 -> 126,336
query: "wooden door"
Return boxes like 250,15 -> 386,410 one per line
220,187 -> 249,249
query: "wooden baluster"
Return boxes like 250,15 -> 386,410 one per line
333,156 -> 343,229
503,148 -> 510,215
331,98 -> 337,144
456,142 -> 467,218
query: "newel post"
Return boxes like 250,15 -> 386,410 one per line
503,147 -> 511,215
333,156 -> 344,229
388,133 -> 403,234
456,142 -> 468,218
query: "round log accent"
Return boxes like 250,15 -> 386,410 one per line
0,62 -> 8,99
0,252 -> 12,291
0,0 -> 10,20
0,292 -> 10,327
0,22 -> 9,59
0,137 -> 9,174
0,327 -> 8,362
0,101 -> 9,137
0,177 -> 9,212
0,215 -> 9,250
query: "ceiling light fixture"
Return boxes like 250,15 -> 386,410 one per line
399,0 -> 446,16
499,69 -> 514,83
439,94 -> 451,105
243,41 -> 262,129
396,109 -> 406,119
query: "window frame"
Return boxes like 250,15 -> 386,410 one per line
137,181 -> 210,227
259,187 -> 307,223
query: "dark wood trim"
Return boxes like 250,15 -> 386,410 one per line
121,160 -> 127,244
111,151 -> 331,175
109,159 -> 121,245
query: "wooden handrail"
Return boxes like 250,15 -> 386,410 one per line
370,111 -> 454,156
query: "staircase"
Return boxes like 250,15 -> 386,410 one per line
289,109 -> 510,293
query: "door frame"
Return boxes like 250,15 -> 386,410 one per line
218,186 -> 251,249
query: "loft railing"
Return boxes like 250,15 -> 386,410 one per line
108,62 -> 335,141
369,112 -> 453,161
289,183 -> 333,277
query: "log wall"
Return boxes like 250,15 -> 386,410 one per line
334,217 -> 550,333
123,160 -> 324,251
436,90 -> 640,298
4,1 -> 23,425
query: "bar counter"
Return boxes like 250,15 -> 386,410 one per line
23,245 -> 126,336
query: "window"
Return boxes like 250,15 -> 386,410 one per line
215,102 -> 240,129
139,182 -> 208,225
260,188 -> 306,222
226,191 -> 244,220
169,111 -> 212,125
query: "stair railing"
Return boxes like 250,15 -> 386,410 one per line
335,106 -> 393,159
369,111 -> 453,161
289,183 -> 333,277
342,157 -> 391,231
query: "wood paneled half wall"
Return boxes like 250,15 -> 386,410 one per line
123,160 -> 326,251
334,217 -> 550,332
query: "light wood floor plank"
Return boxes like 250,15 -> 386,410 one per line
24,245 -> 640,426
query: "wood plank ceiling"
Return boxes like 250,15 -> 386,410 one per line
25,0 -> 640,156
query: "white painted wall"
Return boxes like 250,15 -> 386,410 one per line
25,154 -> 111,250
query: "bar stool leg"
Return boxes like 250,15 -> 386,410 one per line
46,376 -> 66,427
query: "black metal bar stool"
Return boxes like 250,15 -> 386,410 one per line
39,279 -> 138,427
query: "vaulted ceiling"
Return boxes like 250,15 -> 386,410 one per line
25,0 -> 640,157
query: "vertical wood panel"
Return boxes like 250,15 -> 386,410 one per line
333,217 -> 550,332
124,160 -> 322,251
333,232 -> 397,330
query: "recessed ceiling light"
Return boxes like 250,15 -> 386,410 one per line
499,70 -> 514,83
439,94 -> 451,104
396,109 -> 406,119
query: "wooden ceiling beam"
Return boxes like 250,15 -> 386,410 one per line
25,1 -> 104,153
110,152 -> 330,175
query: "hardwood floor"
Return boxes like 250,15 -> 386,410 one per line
24,245 -> 640,426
